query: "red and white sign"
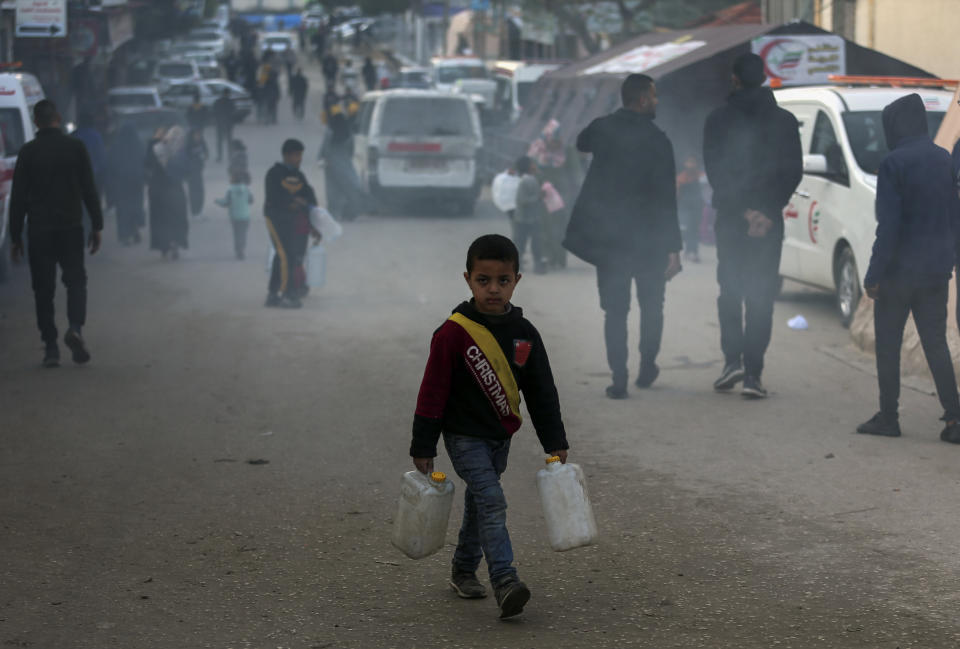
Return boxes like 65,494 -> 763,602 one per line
752,35 -> 845,86
16,0 -> 67,38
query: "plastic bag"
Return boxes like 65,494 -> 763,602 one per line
305,242 -> 327,288
491,171 -> 520,212
542,181 -> 565,213
309,206 -> 343,243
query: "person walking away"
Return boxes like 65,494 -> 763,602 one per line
186,127 -> 208,217
320,90 -> 363,221
228,138 -> 249,180
146,125 -> 190,260
73,111 -> 106,233
264,138 -> 320,308
702,53 -> 802,398
264,65 -> 281,125
527,119 -> 582,269
677,156 -> 704,263
857,94 -> 960,442
410,234 -> 569,619
106,123 -> 146,245
290,68 -> 308,120
564,74 -> 683,399
362,57 -> 377,92
512,156 -> 546,275
186,91 -> 209,134
216,170 -> 253,260
322,53 -> 338,90
8,100 -> 103,367
213,88 -> 235,163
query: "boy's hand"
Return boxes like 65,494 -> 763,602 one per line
549,450 -> 568,464
413,457 -> 434,474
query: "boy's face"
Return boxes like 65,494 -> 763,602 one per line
283,151 -> 303,169
464,259 -> 520,315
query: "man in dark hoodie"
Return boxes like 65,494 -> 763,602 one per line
858,94 -> 960,442
564,73 -> 683,399
702,53 -> 802,399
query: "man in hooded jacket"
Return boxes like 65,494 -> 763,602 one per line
858,94 -> 960,442
564,73 -> 682,400
703,53 -> 802,399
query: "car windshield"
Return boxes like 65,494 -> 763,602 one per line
109,93 -> 157,107
517,81 -> 535,108
842,110 -> 947,174
157,63 -> 193,77
266,37 -> 290,47
398,72 -> 431,88
436,66 -> 486,84
381,97 -> 472,137
0,108 -> 25,156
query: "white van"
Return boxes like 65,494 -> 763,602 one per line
352,89 -> 483,214
491,61 -> 562,123
431,57 -> 496,114
774,82 -> 952,326
0,71 -> 45,281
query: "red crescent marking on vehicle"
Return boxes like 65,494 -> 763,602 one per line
808,200 -> 819,244
757,38 -> 790,80
784,203 -> 799,219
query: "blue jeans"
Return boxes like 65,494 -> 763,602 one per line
443,434 -> 516,586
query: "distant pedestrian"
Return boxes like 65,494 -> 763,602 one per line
408,233 -> 569,618
290,68 -> 308,120
106,122 -> 146,245
228,138 -> 249,180
362,56 -> 377,92
677,155 -> 704,263
215,170 -> 253,260
511,156 -> 546,275
8,100 -> 103,367
264,138 -> 319,309
186,90 -> 209,133
322,53 -> 338,90
527,119 -> 581,269
146,125 -> 190,260
186,127 -> 208,217
565,73 -> 682,399
702,53 -> 802,398
212,88 -> 235,163
858,94 -> 960,442
320,89 -> 364,221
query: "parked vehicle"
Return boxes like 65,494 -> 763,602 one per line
390,66 -> 434,90
352,89 -> 483,214
774,79 -> 953,326
114,108 -> 188,150
431,57 -> 496,115
184,28 -> 231,58
259,32 -> 296,57
107,86 -> 163,116
491,61 -> 562,123
153,60 -> 202,92
162,79 -> 254,122
0,71 -> 44,282
182,52 -> 222,79
303,7 -> 326,29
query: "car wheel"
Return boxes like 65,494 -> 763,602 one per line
835,246 -> 861,328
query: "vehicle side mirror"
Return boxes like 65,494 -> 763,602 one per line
803,154 -> 828,174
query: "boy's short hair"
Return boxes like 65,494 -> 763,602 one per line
466,234 -> 520,274
621,73 -> 654,107
282,138 -> 305,155
515,155 -> 534,175
33,100 -> 59,128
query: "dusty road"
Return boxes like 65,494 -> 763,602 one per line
4,58 -> 960,649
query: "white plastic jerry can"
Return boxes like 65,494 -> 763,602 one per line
537,456 -> 598,552
391,470 -> 455,560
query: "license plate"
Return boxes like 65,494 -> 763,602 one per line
405,159 -> 447,172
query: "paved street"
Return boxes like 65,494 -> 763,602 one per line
4,59 -> 960,649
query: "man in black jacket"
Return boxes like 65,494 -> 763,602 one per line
703,53 -> 802,398
858,94 -> 960,442
9,100 -> 103,367
564,73 -> 682,399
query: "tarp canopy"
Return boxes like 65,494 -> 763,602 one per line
513,21 -> 934,162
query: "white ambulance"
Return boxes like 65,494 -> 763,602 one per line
774,78 -> 954,326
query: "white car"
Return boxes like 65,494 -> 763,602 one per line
774,82 -> 952,326
491,61 -> 562,123
153,60 -> 202,92
182,51 -> 222,79
107,86 -> 163,115
259,32 -> 297,57
352,89 -> 483,214
184,28 -> 230,58
162,79 -> 254,122
431,57 -> 496,114
303,8 -> 325,29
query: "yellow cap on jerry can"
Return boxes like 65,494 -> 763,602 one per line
430,471 -> 446,482
546,456 -> 561,464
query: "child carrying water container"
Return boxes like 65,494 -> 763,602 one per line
215,170 -> 253,259
409,234 -> 570,619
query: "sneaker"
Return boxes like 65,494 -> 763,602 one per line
494,578 -> 531,619
635,363 -> 660,389
605,384 -> 628,400
42,344 -> 60,368
857,412 -> 902,437
449,570 -> 487,599
264,293 -> 281,308
713,362 -> 744,391
741,375 -> 767,399
64,329 -> 91,364
278,296 -> 303,309
940,420 -> 960,444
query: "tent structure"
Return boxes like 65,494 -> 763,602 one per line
510,21 -> 934,161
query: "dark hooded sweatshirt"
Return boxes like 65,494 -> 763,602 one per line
864,94 -> 960,287
410,300 -> 568,459
702,86 -> 802,229
564,108 -> 681,267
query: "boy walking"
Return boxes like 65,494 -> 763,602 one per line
512,156 -> 547,274
215,171 -> 253,259
410,234 -> 569,619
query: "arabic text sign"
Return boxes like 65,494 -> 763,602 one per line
16,0 -> 67,38
582,40 -> 706,76
752,35 -> 845,86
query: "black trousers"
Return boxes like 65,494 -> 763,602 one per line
216,124 -> 232,162
715,216 -> 783,378
266,217 -> 306,297
231,220 -> 249,257
596,258 -> 666,385
510,220 -> 543,272
875,279 -> 960,420
27,227 -> 87,344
